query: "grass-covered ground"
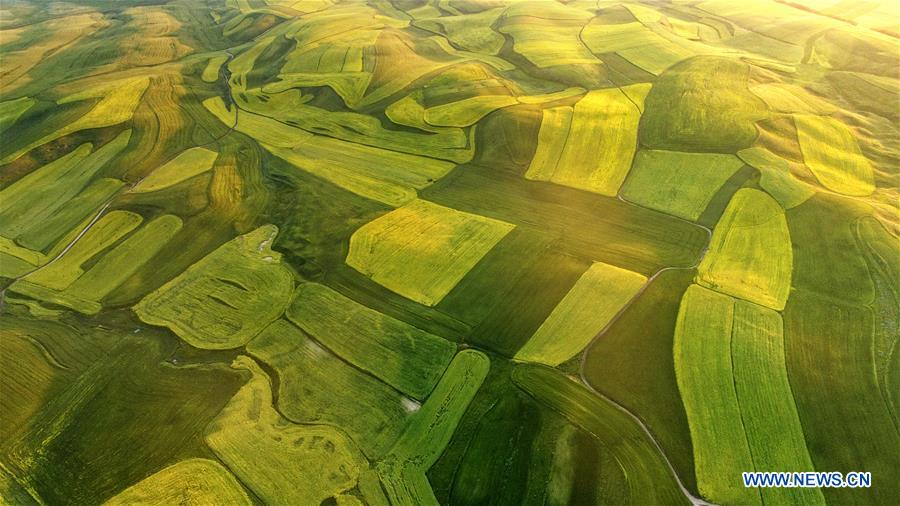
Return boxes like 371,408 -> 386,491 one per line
1,0 -> 897,504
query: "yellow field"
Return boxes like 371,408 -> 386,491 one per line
526,86 -> 646,196
135,225 -> 294,349
19,210 -> 143,292
206,356 -> 378,505
697,189 -> 792,310
424,95 -> 519,127
202,55 -> 229,83
204,97 -> 310,148
515,262 -> 646,366
737,147 -> 816,209
794,114 -> 875,196
265,138 -> 454,207
673,285 -> 760,506
347,199 -> 515,306
104,459 -> 251,506
2,76 -> 149,164
131,148 -> 219,193
581,20 -> 694,75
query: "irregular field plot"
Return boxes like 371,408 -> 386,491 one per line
515,261 -> 646,366
105,459 -> 251,506
697,189 -> 792,310
583,269 -> 698,493
246,319 -> 410,459
377,350 -> 490,505
423,166 -> 709,275
2,77 -> 148,164
135,225 -> 294,349
131,147 -> 219,193
347,199 -> 515,306
582,20 -> 693,75
512,365 -> 688,505
205,356 -> 382,505
621,150 -> 745,221
286,282 -> 456,399
737,147 -> 816,209
784,293 -> 900,504
640,57 -> 766,152
794,114 -> 875,196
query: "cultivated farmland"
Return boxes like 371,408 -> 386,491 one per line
1,0 -> 897,504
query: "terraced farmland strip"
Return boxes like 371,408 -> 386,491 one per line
621,150 -> 745,221
0,96 -> 35,133
516,262 -> 646,366
347,199 -> 515,306
794,114 -> 875,196
264,137 -> 454,207
104,459 -> 251,506
697,188 -> 792,310
135,225 -> 294,349
16,210 -> 143,292
0,130 -> 131,244
285,282 -> 456,399
16,178 -> 124,253
424,95 -> 519,127
673,285 -> 760,506
247,319 -> 410,459
512,365 -> 689,505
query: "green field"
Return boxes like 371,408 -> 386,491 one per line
1,0 -> 897,504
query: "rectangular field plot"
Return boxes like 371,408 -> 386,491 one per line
673,285 -> 759,506
515,262 -> 646,366
285,282 -> 456,399
526,86 -> 646,196
422,166 -> 708,275
675,285 -> 823,506
621,150 -> 745,221
347,199 -> 515,306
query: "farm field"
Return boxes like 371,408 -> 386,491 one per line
0,0 -> 897,505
